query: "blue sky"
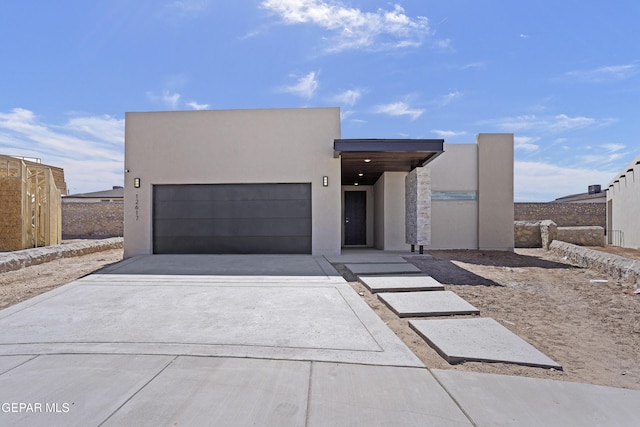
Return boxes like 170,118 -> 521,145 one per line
1,0 -> 638,200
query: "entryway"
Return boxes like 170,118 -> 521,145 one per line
344,191 -> 366,246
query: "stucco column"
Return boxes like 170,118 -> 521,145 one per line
477,133 -> 514,251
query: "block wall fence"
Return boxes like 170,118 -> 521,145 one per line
514,203 -> 605,227
62,202 -> 124,239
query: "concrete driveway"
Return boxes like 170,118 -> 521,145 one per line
0,255 -> 638,426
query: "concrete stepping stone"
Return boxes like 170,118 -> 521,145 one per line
378,291 -> 479,317
410,317 -> 562,369
358,275 -> 444,293
345,263 -> 422,275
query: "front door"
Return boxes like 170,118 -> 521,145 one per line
344,191 -> 366,245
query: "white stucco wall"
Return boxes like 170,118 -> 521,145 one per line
427,144 -> 479,249
422,134 -> 514,251
607,154 -> 640,248
477,134 -> 514,251
124,108 -> 342,257
373,172 -> 409,251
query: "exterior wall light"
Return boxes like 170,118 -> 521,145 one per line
323,176 -> 329,187
134,178 -> 141,188
358,172 -> 364,177
364,159 -> 371,163
354,182 -> 359,186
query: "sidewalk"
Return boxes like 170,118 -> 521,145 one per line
0,254 -> 638,426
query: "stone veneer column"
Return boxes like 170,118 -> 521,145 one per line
405,167 -> 431,251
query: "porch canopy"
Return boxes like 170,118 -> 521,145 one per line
334,139 -> 444,185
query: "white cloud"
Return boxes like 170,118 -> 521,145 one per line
549,114 -> 596,131
430,38 -> 453,51
603,143 -> 625,153
519,34 -> 530,39
482,114 -> 611,133
578,144 -> 628,165
0,108 -> 124,194
431,129 -> 466,138
460,62 -> 486,70
578,153 -> 626,165
187,101 -> 210,110
373,101 -> 424,120
564,64 -> 637,82
514,160 -> 616,202
148,90 -> 209,110
282,71 -> 319,99
514,136 -> 540,153
436,89 -> 462,106
340,110 -> 355,120
162,91 -> 181,109
147,90 -> 182,109
261,0 -> 434,52
331,88 -> 362,106
62,115 -> 123,145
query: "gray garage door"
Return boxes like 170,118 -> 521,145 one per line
153,183 -> 312,254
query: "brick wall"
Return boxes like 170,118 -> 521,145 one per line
62,202 -> 123,239
514,203 -> 605,227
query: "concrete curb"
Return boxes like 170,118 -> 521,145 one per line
0,238 -> 123,273
549,240 -> 640,284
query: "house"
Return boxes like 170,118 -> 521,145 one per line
63,186 -> 124,203
123,107 -> 514,257
606,154 -> 640,248
552,185 -> 606,204
0,155 -> 67,250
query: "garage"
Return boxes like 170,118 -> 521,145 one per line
153,183 -> 312,254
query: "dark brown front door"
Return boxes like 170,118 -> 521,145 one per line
344,191 -> 366,245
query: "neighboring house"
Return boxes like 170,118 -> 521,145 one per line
63,186 -> 124,203
552,185 -> 606,204
62,187 -> 124,239
606,154 -> 640,248
0,155 -> 67,250
124,107 -> 514,257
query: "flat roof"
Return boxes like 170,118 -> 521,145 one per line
334,139 -> 444,186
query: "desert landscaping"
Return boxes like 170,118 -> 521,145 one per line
2,245 -> 639,392
338,247 -> 640,391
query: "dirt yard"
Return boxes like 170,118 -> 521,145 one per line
2,247 -> 639,391
0,249 -> 124,310
340,248 -> 640,391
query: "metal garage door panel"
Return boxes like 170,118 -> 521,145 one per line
154,199 -> 310,219
153,184 -> 312,254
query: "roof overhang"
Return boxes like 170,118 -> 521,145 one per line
334,139 -> 444,186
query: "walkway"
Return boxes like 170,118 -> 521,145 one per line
0,254 -> 637,426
